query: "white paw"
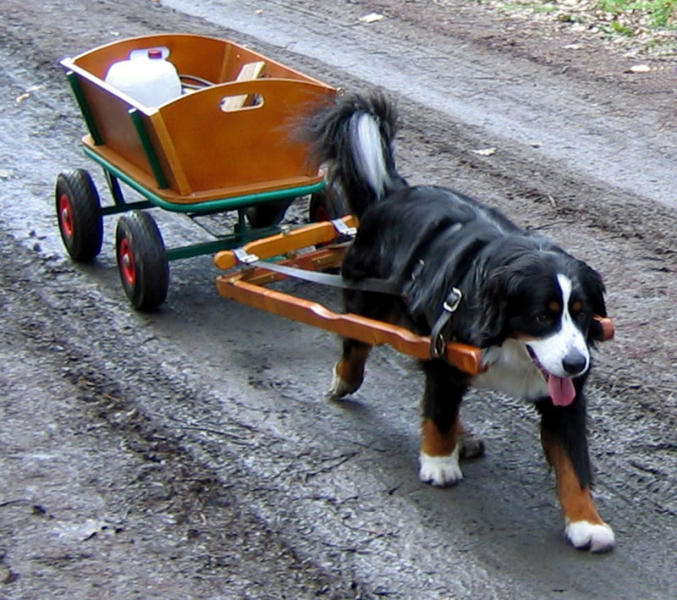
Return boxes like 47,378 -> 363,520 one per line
565,520 -> 615,553
327,364 -> 357,399
419,447 -> 463,486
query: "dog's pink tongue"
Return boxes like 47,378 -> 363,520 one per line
548,375 -> 576,407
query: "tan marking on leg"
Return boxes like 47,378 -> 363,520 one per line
546,438 -> 604,525
421,417 -> 458,457
335,343 -> 371,392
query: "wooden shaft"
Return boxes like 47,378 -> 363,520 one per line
216,272 -> 486,375
213,216 -> 357,270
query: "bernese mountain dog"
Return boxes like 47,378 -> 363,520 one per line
304,92 -> 614,552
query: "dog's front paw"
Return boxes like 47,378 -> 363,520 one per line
565,520 -> 615,553
419,449 -> 463,486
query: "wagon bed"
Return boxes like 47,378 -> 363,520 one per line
61,33 -> 335,209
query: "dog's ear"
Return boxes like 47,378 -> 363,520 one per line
578,262 -> 607,342
580,263 -> 606,317
476,267 -> 510,347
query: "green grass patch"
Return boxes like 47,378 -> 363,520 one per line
611,19 -> 636,34
597,0 -> 677,28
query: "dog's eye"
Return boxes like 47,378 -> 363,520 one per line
570,300 -> 583,315
569,300 -> 590,323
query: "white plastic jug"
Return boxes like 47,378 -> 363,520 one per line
104,47 -> 182,107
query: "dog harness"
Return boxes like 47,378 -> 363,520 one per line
234,219 -> 465,359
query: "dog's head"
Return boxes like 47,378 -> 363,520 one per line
476,245 -> 606,405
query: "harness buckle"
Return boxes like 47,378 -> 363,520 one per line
430,288 -> 463,359
233,248 -> 260,265
331,218 -> 357,238
431,333 -> 447,359
443,288 -> 463,313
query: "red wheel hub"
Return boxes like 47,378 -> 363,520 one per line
59,193 -> 74,238
118,238 -> 136,286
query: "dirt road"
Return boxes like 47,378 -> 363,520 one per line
1,1 -> 675,598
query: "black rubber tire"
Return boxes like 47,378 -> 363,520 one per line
245,199 -> 294,228
115,211 -> 169,311
308,182 -> 349,222
55,169 -> 103,262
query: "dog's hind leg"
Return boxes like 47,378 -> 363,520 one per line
539,397 -> 615,552
329,289 -> 393,400
457,421 -> 485,459
328,338 -> 371,400
419,360 -> 469,486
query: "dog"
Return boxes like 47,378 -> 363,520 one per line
304,92 -> 614,552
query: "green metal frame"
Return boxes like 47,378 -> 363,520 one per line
66,71 -> 104,145
82,146 -> 324,215
82,146 -> 325,262
128,109 -> 170,189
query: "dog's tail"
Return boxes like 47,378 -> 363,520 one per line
304,92 -> 407,219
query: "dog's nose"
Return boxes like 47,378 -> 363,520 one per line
562,350 -> 588,376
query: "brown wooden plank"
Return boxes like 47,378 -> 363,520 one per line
221,61 -> 266,111
216,236 -> 613,375
213,216 -> 357,270
216,272 -> 486,375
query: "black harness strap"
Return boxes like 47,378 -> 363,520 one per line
429,287 -> 463,359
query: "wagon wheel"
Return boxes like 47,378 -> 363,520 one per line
309,181 -> 349,222
115,211 -> 169,310
245,198 -> 294,228
55,169 -> 103,262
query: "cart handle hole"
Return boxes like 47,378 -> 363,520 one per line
220,93 -> 264,112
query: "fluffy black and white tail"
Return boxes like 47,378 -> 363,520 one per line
304,92 -> 407,218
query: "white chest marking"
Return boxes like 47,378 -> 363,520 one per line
473,339 -> 548,400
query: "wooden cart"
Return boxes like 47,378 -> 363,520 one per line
56,33 -> 337,309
